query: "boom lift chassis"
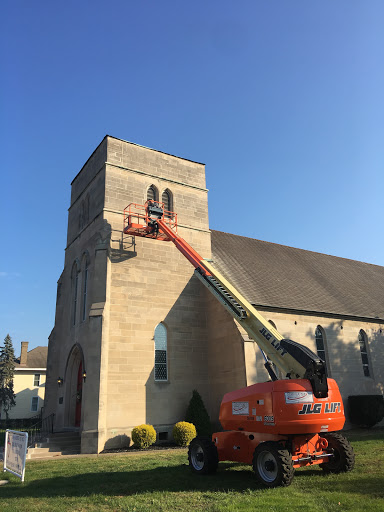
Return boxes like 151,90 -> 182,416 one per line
124,200 -> 355,487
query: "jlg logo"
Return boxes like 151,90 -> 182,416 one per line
259,328 -> 288,356
298,402 -> 341,415
325,402 -> 341,413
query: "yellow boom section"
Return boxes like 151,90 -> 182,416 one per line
199,260 -> 306,378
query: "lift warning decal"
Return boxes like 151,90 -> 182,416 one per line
285,391 -> 313,404
298,402 -> 341,415
232,402 -> 249,415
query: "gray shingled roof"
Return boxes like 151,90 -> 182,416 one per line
211,230 -> 384,321
15,346 -> 48,369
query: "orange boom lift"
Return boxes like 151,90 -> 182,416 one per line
123,201 -> 355,487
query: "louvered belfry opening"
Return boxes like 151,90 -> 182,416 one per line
162,189 -> 172,217
147,185 -> 157,202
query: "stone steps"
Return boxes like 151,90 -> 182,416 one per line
27,432 -> 81,459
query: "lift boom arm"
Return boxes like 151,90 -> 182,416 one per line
124,201 -> 328,398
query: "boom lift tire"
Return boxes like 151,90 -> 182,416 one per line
319,432 -> 355,474
252,441 -> 294,488
188,437 -> 219,475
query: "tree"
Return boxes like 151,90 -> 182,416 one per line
185,389 -> 211,436
0,334 -> 16,421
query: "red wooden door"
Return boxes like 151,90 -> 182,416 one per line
75,362 -> 83,427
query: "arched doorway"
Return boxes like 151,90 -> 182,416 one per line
64,344 -> 85,428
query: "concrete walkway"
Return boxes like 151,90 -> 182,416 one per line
27,446 -> 187,461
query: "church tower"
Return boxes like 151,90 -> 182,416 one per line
45,136 -> 212,453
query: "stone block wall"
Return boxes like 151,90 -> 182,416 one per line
45,143 -> 109,450
99,138 -> 212,450
46,136 -> 214,453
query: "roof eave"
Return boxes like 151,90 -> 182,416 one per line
252,304 -> 384,323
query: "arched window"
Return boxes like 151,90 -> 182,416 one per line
315,326 -> 327,372
358,330 -> 371,377
72,261 -> 80,326
161,189 -> 173,216
154,323 -> 168,381
81,253 -> 90,322
147,185 -> 158,202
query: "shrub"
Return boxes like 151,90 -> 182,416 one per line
173,421 -> 196,446
131,424 -> 157,448
185,389 -> 211,436
348,395 -> 384,427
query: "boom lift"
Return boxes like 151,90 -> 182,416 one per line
123,200 -> 355,487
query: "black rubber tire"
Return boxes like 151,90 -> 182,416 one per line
320,432 -> 355,474
252,441 -> 294,488
188,436 -> 219,475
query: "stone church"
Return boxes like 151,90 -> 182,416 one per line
44,136 -> 384,453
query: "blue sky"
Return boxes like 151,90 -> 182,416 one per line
1,1 -> 383,352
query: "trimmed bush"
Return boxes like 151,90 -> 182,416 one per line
348,395 -> 384,428
131,424 -> 157,448
173,421 -> 196,446
185,389 -> 211,436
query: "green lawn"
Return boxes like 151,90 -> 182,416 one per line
1,429 -> 383,512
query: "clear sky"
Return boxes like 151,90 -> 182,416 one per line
1,1 -> 383,352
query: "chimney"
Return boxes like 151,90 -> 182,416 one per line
20,341 -> 29,366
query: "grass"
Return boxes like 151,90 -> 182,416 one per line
1,429 -> 384,512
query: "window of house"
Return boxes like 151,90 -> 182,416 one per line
154,323 -> 168,381
358,330 -> 371,377
147,185 -> 158,202
31,396 -> 39,412
34,374 -> 40,387
315,326 -> 328,372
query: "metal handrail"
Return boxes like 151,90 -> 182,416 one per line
25,412 -> 55,447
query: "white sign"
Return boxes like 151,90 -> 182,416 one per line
285,391 -> 314,404
232,401 -> 249,415
4,430 -> 28,482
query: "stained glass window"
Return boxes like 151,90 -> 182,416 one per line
155,323 -> 168,381
358,330 -> 370,377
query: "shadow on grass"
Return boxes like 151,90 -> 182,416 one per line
345,430 -> 384,443
1,464 -> 258,498
2,462 -> 383,499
